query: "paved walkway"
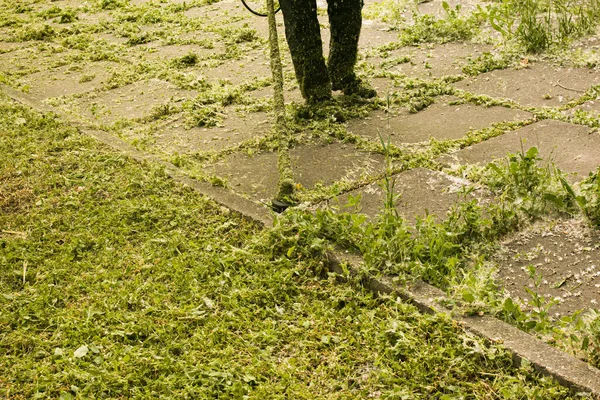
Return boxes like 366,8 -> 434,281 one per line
1,0 -> 599,315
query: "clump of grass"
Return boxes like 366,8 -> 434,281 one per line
171,52 -> 199,68
38,5 -> 79,23
97,0 -> 129,10
380,55 -> 411,70
126,31 -> 153,46
482,145 -> 570,217
580,310 -> 600,368
185,104 -> 223,128
219,25 -> 260,45
462,51 -> 513,76
362,0 -> 412,25
400,3 -> 481,45
18,24 -> 56,41
482,0 -> 600,53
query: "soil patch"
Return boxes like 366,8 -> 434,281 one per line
203,50 -> 272,86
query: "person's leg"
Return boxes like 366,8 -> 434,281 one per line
327,0 -> 376,97
279,0 -> 331,103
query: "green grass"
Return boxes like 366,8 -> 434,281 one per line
0,97 -> 579,399
481,0 -> 600,53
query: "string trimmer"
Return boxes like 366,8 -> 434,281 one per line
244,0 -> 295,212
241,0 -> 280,17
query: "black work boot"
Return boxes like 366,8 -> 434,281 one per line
332,76 -> 377,98
305,84 -> 333,105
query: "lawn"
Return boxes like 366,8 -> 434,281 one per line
0,95 -> 577,398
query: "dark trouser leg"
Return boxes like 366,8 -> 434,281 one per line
327,0 -> 363,88
279,0 -> 331,102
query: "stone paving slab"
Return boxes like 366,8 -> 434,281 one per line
249,84 -> 304,104
359,20 -> 401,50
565,99 -> 600,117
331,168 -> 488,223
203,51 -> 272,86
151,111 -> 271,154
367,42 -> 493,79
0,42 -> 28,55
438,119 -> 600,179
494,219 -> 600,316
346,96 -> 531,145
62,79 -> 186,125
455,63 -> 600,108
0,47 -> 46,75
204,142 -> 385,202
416,0 -> 480,17
17,62 -> 115,101
135,43 -> 217,63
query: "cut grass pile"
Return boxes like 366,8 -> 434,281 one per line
0,98 -> 578,398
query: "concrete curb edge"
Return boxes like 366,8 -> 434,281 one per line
326,252 -> 600,398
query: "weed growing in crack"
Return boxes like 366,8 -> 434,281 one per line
524,265 -> 560,332
579,310 -> 600,368
483,146 -> 570,217
481,0 -> 600,53
462,51 -> 514,76
561,167 -> 600,227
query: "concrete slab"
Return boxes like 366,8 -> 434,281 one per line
494,218 -> 600,316
331,168 -> 488,223
438,119 -> 600,179
16,62 -> 116,101
368,76 -> 396,97
367,42 -> 493,79
565,99 -> 600,118
133,43 -> 212,62
359,21 -> 401,50
0,47 -> 46,75
455,63 -> 600,108
203,50 -> 272,86
0,42 -> 25,54
346,96 -> 531,145
95,33 -> 130,46
416,0 -> 480,18
152,111 -> 271,154
204,142 -> 385,202
249,85 -> 304,104
65,78 -> 185,125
